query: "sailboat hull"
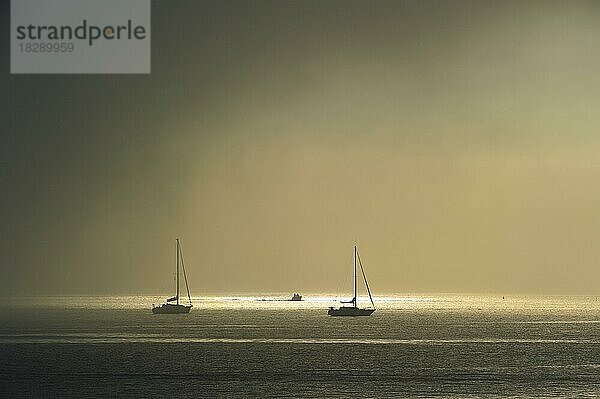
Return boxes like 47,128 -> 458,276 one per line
152,304 -> 192,314
328,307 -> 375,317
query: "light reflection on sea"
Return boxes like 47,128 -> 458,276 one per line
4,293 -> 600,311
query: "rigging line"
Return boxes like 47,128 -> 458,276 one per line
176,239 -> 180,304
178,241 -> 193,305
356,249 -> 375,309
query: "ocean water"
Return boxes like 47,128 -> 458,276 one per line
1,294 -> 600,398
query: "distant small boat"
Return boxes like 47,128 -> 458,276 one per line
328,245 -> 375,317
152,238 -> 193,314
289,293 -> 302,301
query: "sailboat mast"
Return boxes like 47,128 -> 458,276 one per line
354,245 -> 357,307
176,238 -> 180,305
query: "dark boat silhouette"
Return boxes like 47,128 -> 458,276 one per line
289,293 -> 303,301
152,238 -> 193,314
328,245 -> 375,317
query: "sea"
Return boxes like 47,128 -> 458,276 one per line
1,294 -> 600,398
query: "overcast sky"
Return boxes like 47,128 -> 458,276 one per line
3,0 -> 600,295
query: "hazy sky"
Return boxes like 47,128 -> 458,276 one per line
3,1 -> 600,295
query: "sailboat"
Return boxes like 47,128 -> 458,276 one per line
328,245 -> 375,316
152,238 -> 193,314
